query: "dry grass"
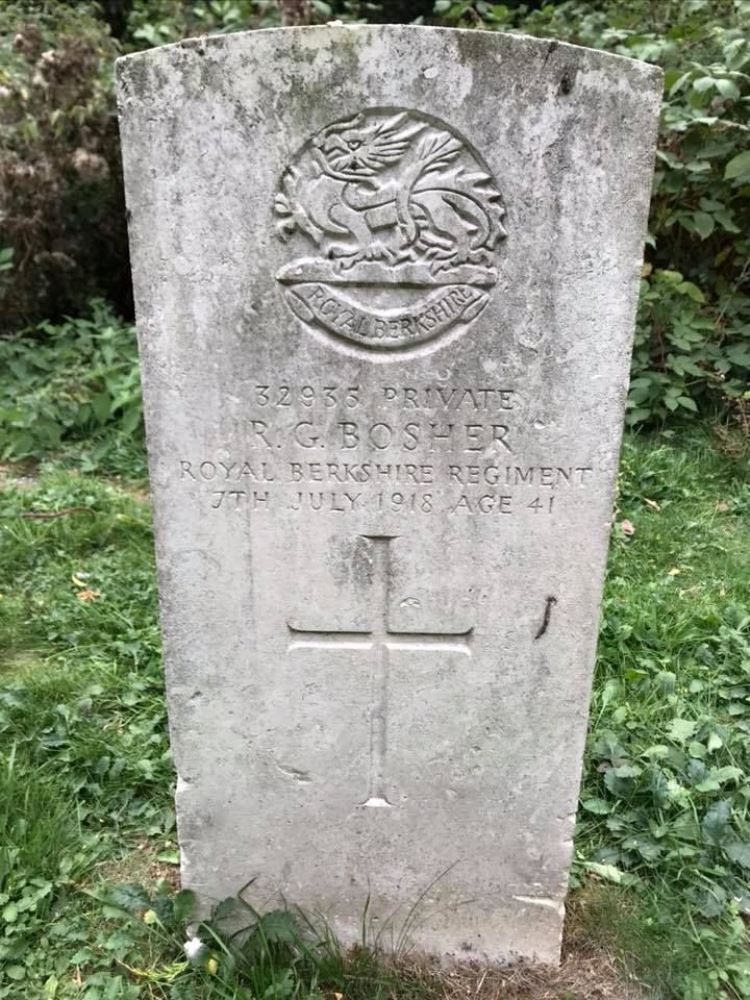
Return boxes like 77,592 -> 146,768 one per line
95,841 -> 181,893
378,888 -> 646,1000
386,957 -> 643,1000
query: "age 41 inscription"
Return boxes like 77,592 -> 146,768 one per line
207,489 -> 562,516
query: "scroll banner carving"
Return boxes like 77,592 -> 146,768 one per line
283,280 -> 489,349
274,108 -> 506,352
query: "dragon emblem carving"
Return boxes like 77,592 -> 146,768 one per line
274,108 -> 506,351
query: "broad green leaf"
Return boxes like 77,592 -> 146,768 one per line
710,766 -> 744,784
676,280 -> 705,302
601,678 -> 621,708
707,731 -> 724,752
726,346 -> 750,366
678,396 -> 698,411
692,76 -> 716,93
715,77 -> 741,99
692,211 -> 715,239
725,150 -> 750,180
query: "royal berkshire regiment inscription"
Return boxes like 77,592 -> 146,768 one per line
274,108 -> 506,350
176,380 -> 597,516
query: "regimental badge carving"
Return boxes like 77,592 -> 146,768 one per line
274,108 -> 506,351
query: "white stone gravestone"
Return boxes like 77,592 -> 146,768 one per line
117,25 -> 661,964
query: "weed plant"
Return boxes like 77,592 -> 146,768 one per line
0,301 -> 145,478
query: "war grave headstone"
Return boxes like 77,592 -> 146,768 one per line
117,24 -> 661,964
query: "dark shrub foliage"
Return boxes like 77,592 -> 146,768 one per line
0,2 -> 132,331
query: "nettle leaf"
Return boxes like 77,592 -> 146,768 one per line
256,908 -> 299,944
584,862 -> 635,886
212,895 -> 250,923
105,883 -> 151,916
582,798 -> 612,815
613,764 -> 642,778
601,678 -> 621,709
625,837 -> 663,862
725,842 -> 750,869
604,768 -> 636,798
702,800 -> 732,846
668,718 -> 699,744
173,889 -> 195,924
692,884 -> 728,918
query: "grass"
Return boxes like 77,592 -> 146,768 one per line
0,429 -> 748,998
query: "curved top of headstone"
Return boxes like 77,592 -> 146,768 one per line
117,22 -> 661,84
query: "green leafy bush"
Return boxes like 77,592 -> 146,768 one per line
0,301 -> 144,475
124,0 -> 282,49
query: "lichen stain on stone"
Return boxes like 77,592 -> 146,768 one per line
270,36 -> 365,106
117,57 -> 151,104
558,68 -> 576,96
329,534 -> 373,592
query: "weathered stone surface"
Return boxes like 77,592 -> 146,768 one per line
117,25 -> 661,964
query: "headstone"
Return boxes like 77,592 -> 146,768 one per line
117,25 -> 661,964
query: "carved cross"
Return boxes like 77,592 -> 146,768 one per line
287,535 -> 473,807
